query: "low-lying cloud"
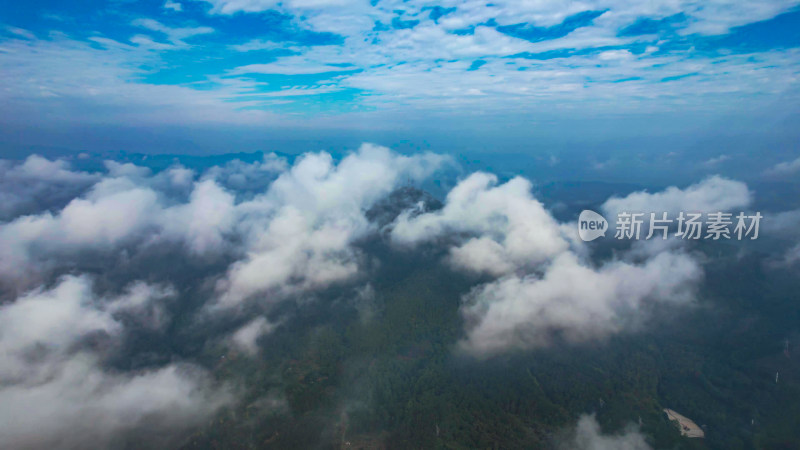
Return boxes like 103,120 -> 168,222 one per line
460,252 -> 700,354
0,144 -> 447,447
602,175 -> 751,219
392,173 -> 569,276
556,414 -> 651,450
0,276 -> 230,449
391,174 -> 721,356
0,144 -> 765,446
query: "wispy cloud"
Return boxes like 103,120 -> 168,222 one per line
390,172 -> 723,355
4,25 -> 35,40
164,0 -> 183,12
0,0 -> 798,126
702,154 -> 730,167
131,18 -> 214,47
765,156 -> 800,176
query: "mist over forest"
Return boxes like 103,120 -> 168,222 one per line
1,146 -> 799,449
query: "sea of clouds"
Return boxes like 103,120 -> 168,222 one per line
0,143 -> 781,448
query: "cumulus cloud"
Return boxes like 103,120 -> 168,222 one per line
0,145 -> 453,446
764,156 -> 800,176
107,281 -> 177,330
229,316 -> 276,355
0,163 -> 254,289
460,251 -> 700,354
602,175 -> 751,219
392,173 -> 569,276
204,152 -> 288,196
0,276 -> 119,378
0,145 -> 751,445
557,414 -> 651,450
0,145 -> 447,300
160,179 -> 237,254
392,172 -> 712,356
1,148 -> 727,361
0,178 -> 155,274
0,276 -> 230,449
0,155 -> 100,220
0,357 -> 229,450
216,144 -> 447,306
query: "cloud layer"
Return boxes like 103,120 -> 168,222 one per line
391,173 -> 723,355
602,175 -> 752,218
0,276 -> 230,449
0,144 -> 774,445
0,144 -> 446,448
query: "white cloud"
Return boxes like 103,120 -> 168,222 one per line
230,316 -> 276,355
392,173 -> 569,275
0,33 -> 288,126
763,208 -> 800,265
179,0 -> 800,120
0,144 -> 457,445
0,143 -> 776,444
131,18 -> 214,46
198,0 -> 800,38
765,156 -> 800,176
160,179 -> 237,254
0,183 -> 160,285
0,276 -> 230,449
203,152 -> 287,193
558,414 -> 651,450
4,26 -> 36,40
764,208 -> 800,236
230,39 -> 304,52
129,34 -> 178,50
199,0 -> 362,15
0,277 -> 119,376
702,154 -> 730,167
460,251 -> 700,354
0,163 -> 235,287
107,281 -> 177,330
602,175 -> 751,218
0,150 -> 750,360
0,155 -> 100,220
164,0 -> 183,11
0,356 -> 228,450
598,49 -> 634,60
4,0 -> 800,127
201,0 -> 279,14
0,146 -> 447,305
217,143 -> 448,305
232,57 -> 356,75
392,172 -> 716,356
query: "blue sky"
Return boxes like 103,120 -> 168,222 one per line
0,0 -> 799,165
